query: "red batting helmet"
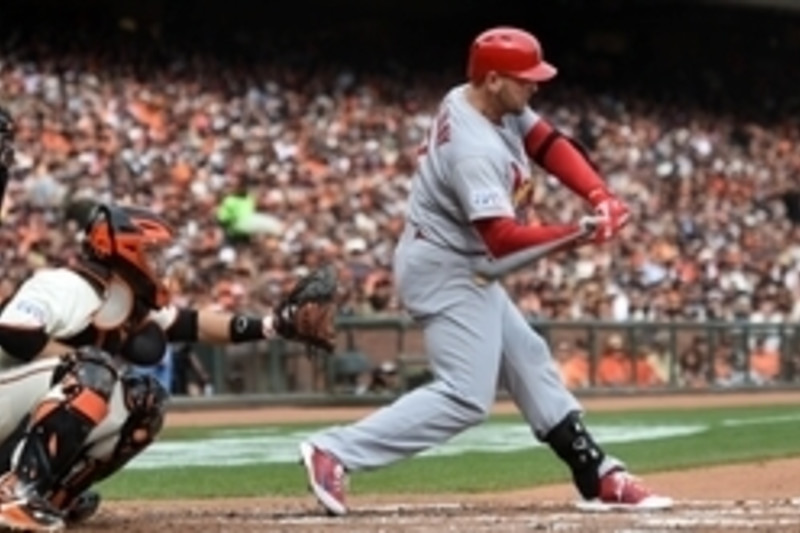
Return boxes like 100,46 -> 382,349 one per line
467,27 -> 557,84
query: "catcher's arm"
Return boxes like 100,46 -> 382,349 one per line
161,265 -> 338,353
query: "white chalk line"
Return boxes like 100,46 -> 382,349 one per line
135,499 -> 800,531
262,499 -> 800,529
721,413 -> 800,427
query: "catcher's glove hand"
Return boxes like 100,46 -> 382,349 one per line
274,265 -> 338,353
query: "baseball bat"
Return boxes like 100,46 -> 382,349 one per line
473,226 -> 590,282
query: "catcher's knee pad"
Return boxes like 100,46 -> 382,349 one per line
116,371 -> 169,457
13,347 -> 118,493
48,372 -> 168,511
543,411 -> 605,499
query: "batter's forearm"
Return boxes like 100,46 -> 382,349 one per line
524,120 -> 606,201
474,216 -> 578,258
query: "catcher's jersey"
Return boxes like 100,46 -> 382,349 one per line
405,84 -> 541,255
0,267 -> 176,369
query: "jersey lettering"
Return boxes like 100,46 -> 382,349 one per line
511,162 -> 534,208
418,107 -> 451,156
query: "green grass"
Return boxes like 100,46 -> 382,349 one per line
98,403 -> 800,500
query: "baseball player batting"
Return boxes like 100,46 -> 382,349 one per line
300,26 -> 673,515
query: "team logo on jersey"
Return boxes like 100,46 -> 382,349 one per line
471,189 -> 504,209
10,299 -> 47,324
511,162 -> 534,208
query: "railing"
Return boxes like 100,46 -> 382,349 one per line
190,316 -> 800,397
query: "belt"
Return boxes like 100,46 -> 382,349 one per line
411,226 -> 487,257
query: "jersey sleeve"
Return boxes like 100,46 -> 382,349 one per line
451,156 -> 515,221
0,270 -> 103,340
511,106 -> 542,138
0,283 -> 55,331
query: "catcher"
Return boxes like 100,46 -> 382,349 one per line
0,202 -> 338,532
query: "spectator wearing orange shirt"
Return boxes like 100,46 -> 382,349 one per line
595,334 -> 631,387
749,335 -> 781,384
554,340 -> 589,390
596,333 -> 661,388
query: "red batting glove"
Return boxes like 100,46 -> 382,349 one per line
587,188 -> 631,243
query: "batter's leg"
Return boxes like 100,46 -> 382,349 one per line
497,299 -> 620,493
498,297 -> 672,510
309,311 -> 502,468
302,280 -> 507,514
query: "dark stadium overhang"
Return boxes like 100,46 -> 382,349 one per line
694,0 -> 800,10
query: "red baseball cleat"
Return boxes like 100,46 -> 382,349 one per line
576,468 -> 674,511
299,442 -> 348,516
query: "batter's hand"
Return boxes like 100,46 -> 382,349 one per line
587,188 -> 630,243
578,214 -> 607,235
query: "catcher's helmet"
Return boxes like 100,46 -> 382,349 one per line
467,27 -> 556,83
83,203 -> 175,309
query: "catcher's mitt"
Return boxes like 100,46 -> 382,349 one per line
274,265 -> 338,352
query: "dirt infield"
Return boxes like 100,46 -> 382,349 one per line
80,391 -> 800,532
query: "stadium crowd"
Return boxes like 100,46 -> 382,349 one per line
1,18 -> 799,390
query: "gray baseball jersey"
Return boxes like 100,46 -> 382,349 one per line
406,84 -> 538,254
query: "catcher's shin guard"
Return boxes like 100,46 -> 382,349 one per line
48,372 -> 168,513
11,347 -> 117,496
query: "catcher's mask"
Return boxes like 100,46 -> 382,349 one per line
82,203 -> 175,310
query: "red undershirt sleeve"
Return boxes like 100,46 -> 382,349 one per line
524,119 -> 606,201
474,216 -> 578,258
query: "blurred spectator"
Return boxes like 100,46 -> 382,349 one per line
639,333 -> 672,386
555,339 -> 590,390
365,361 -> 400,395
329,348 -> 372,394
748,335 -> 781,384
678,337 -> 709,388
595,333 -> 661,387
171,343 -> 214,396
711,339 -> 740,387
216,173 -> 284,245
595,334 -> 631,387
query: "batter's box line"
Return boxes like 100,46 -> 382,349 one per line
335,499 -> 800,515
114,499 -> 800,524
